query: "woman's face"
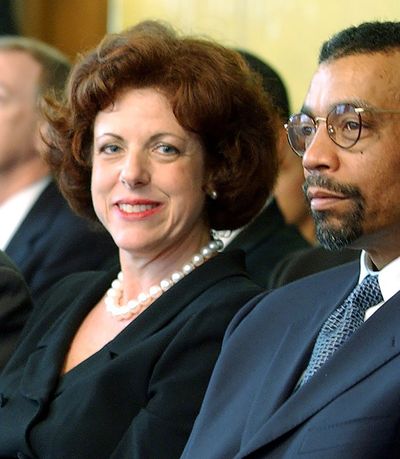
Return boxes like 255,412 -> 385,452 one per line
92,87 -> 209,259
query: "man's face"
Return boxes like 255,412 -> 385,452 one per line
0,50 -> 42,173
302,51 -> 400,267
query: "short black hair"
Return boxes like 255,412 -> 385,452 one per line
319,21 -> 400,63
237,49 -> 290,119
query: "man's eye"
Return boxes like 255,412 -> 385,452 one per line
343,121 -> 361,132
301,125 -> 314,137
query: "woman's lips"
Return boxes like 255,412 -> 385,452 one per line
114,199 -> 162,219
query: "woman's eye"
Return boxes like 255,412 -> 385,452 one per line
154,143 -> 180,156
100,144 -> 122,155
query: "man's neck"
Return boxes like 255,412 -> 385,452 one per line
0,159 -> 50,204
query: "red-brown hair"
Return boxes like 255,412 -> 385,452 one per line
44,20 -> 278,230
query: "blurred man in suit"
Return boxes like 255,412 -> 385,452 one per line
183,21 -> 400,458
0,250 -> 32,369
223,51 -> 313,287
0,36 -> 117,302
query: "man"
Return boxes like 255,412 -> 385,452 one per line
0,250 -> 32,369
0,36 -> 117,302
224,51 -> 312,288
182,21 -> 400,458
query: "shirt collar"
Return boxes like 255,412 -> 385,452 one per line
0,176 -> 51,250
359,250 -> 400,302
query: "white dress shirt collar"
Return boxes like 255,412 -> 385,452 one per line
359,250 -> 400,319
0,176 -> 51,250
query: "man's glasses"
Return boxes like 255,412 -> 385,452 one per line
284,103 -> 400,157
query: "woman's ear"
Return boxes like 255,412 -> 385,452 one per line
203,183 -> 218,200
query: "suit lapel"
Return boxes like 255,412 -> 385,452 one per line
240,316 -> 319,441
240,291 -> 400,457
5,181 -> 59,267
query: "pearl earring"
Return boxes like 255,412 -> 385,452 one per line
209,190 -> 218,200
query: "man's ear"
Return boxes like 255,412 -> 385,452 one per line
34,119 -> 49,156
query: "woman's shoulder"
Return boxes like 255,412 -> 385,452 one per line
30,268 -> 117,325
173,250 -> 265,322
196,249 -> 264,294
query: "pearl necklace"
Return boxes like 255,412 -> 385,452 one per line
105,239 -> 224,320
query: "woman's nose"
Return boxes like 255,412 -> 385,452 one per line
119,151 -> 150,190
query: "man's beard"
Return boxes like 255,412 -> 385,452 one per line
303,175 -> 366,251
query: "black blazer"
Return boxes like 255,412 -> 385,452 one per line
0,251 -> 263,459
0,251 -> 32,370
183,261 -> 400,458
5,181 -> 118,302
226,200 -> 311,288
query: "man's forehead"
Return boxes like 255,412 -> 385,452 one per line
304,52 -> 400,113
0,50 -> 41,93
0,49 -> 42,75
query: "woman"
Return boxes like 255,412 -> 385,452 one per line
0,21 -> 277,458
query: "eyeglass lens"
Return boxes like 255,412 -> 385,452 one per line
286,103 -> 362,156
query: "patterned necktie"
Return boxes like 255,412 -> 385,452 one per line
299,274 -> 383,388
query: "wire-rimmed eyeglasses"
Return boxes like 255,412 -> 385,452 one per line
284,103 -> 400,157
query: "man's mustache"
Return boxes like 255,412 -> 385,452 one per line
302,175 -> 363,202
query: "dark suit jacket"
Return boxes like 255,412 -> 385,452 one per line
182,261 -> 400,458
269,245 -> 360,288
225,200 -> 311,288
0,251 -> 263,459
0,251 -> 32,370
5,180 -> 118,302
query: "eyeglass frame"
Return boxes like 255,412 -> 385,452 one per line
284,103 -> 400,157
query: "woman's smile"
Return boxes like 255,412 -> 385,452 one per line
115,199 -> 163,219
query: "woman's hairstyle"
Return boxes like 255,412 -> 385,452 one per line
44,20 -> 277,230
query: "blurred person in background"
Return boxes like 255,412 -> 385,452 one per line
223,50 -> 313,288
0,36 -> 117,302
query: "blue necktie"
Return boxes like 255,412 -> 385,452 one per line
299,275 -> 383,387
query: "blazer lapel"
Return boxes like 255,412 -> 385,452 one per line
105,251 -> 249,356
240,291 -> 400,457
19,269 -> 117,401
5,181 -> 58,267
19,251 -> 247,401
